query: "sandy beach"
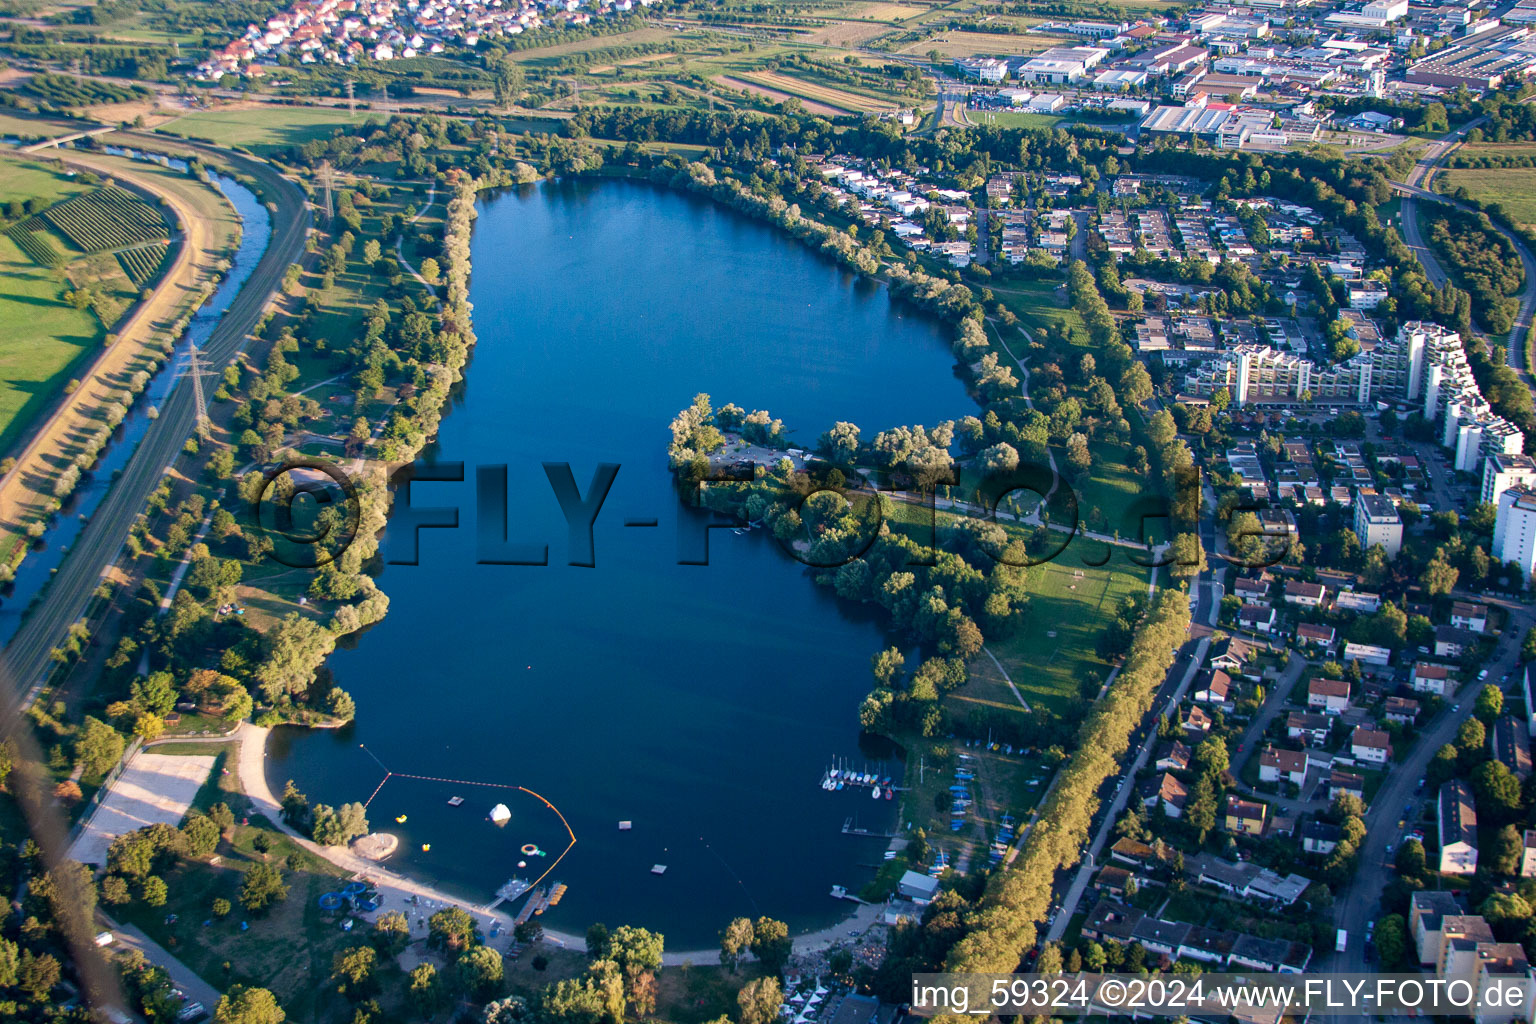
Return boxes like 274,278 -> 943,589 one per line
233,723 -> 880,964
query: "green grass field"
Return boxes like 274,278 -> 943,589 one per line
989,278 -> 1089,346
0,110 -> 84,140
989,559 -> 1148,713
1440,165 -> 1536,228
159,107 -> 378,156
0,160 -> 110,455
967,110 -> 1065,130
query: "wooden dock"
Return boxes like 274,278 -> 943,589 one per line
482,877 -> 531,913
841,817 -> 898,838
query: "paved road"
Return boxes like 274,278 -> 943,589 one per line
0,136 -> 310,713
1394,119 -> 1536,378
104,918 -> 223,1011
1227,654 -> 1307,780
1044,577 -> 1220,943
1328,596 -> 1533,971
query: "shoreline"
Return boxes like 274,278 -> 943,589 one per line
261,173 -> 906,961
236,722 -> 879,964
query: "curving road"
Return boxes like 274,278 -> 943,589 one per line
0,136 -> 310,714
1327,597 -> 1532,973
1395,121 -> 1536,377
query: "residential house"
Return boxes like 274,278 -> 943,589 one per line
1081,898 -> 1144,943
1156,772 -> 1188,818
1193,669 -> 1232,704
1436,625 -> 1481,659
1330,769 -> 1365,802
1209,637 -> 1258,674
1344,641 -> 1392,665
1437,915 -> 1496,988
1233,576 -> 1270,603
1259,746 -> 1308,786
1239,604 -> 1277,633
1410,891 -> 1464,966
1451,601 -> 1490,633
1288,711 -> 1333,746
1095,865 -> 1133,898
1156,740 -> 1192,772
1300,820 -> 1342,854
1384,696 -> 1421,724
1184,705 -> 1213,734
1132,917 -> 1192,959
1523,831 -> 1536,878
1412,662 -> 1455,696
1284,581 -> 1326,607
1472,944 -> 1532,1024
1492,717 -> 1533,779
1352,726 -> 1392,764
1224,794 -> 1266,835
1109,837 -> 1157,868
1296,622 -> 1337,652
1308,677 -> 1351,714
1335,591 -> 1383,613
1439,779 -> 1480,875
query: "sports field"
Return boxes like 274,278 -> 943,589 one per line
988,558 -> 1150,714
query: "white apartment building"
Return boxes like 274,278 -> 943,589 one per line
1182,344 -> 1372,406
1354,490 -> 1403,557
1494,486 -> 1536,587
1483,453 -> 1536,507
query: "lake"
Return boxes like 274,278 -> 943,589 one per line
267,178 -> 977,948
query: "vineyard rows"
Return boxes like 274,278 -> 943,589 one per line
43,186 -> 166,253
116,243 -> 169,287
5,217 -> 61,268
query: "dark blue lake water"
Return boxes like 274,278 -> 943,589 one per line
267,178 -> 977,947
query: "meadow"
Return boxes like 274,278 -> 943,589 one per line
1440,165 -> 1536,228
159,106 -> 375,156
0,159 -> 112,455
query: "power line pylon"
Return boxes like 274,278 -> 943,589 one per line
346,79 -> 356,118
185,342 -> 215,440
318,160 -> 334,223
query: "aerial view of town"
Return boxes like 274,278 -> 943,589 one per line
8,0 -> 1536,1021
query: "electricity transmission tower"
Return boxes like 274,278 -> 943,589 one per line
184,343 -> 215,440
318,161 -> 335,223
346,79 -> 356,118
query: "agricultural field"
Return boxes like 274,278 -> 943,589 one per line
116,242 -> 170,287
733,71 -> 886,113
895,29 -> 1073,59
0,230 -> 106,455
505,26 -> 681,66
158,105 -> 375,157
42,185 -> 168,253
1440,166 -> 1536,228
0,157 -> 120,454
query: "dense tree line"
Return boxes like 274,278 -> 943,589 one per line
935,592 -> 1189,975
1424,206 -> 1525,335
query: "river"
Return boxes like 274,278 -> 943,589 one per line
266,178 -> 978,947
0,160 -> 270,644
